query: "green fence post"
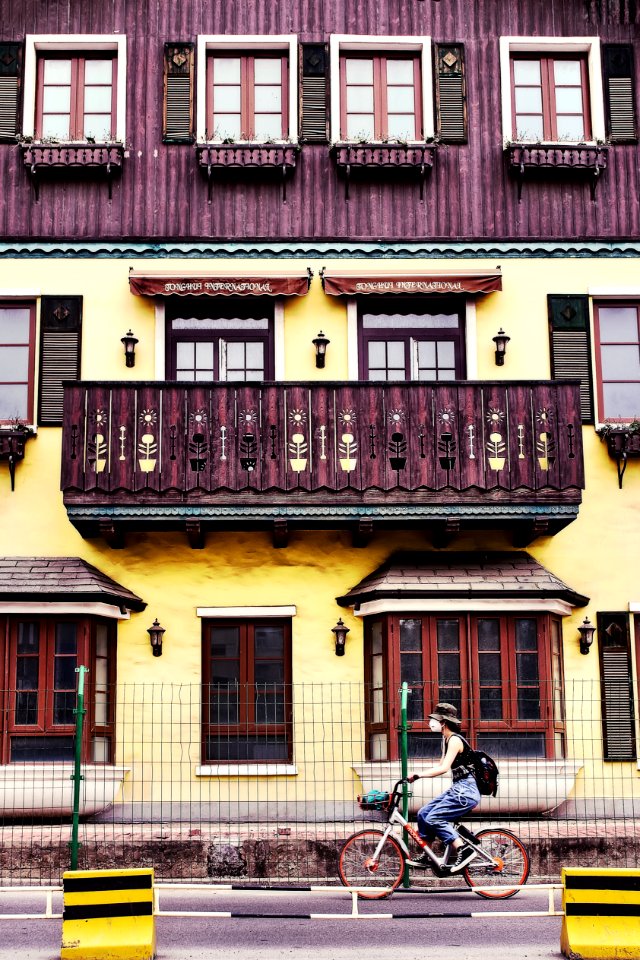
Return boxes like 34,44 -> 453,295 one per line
69,665 -> 88,871
400,681 -> 411,888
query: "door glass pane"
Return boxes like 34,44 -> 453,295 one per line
401,653 -> 423,685
255,625 -> 284,658
16,658 -> 39,691
55,623 -> 77,656
479,688 -> 503,720
176,342 -> 194,368
436,620 -> 459,651
387,341 -> 405,366
210,626 -> 239,658
515,619 -> 538,651
17,622 -> 39,655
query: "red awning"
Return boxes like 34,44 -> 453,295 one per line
129,270 -> 311,298
321,269 -> 502,297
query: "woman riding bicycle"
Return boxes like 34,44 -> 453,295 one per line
408,702 -> 481,874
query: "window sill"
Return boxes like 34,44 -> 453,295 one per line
506,143 -> 608,201
21,143 -> 124,201
196,764 -> 298,777
332,143 -> 436,200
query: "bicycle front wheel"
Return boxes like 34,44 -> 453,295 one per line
462,828 -> 530,899
339,829 -> 405,899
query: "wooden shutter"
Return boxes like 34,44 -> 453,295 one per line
38,296 -> 82,426
163,43 -> 195,143
300,43 -> 328,143
435,44 -> 467,143
598,613 -> 636,762
603,44 -> 637,143
548,295 -> 594,424
0,42 -> 22,143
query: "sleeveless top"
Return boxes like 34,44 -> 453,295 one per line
447,734 -> 475,782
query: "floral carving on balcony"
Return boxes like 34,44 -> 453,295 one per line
333,142 -> 436,200
507,144 -> 608,202
21,143 -> 124,201
196,144 -> 299,201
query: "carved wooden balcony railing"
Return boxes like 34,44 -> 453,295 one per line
332,143 -> 436,200
196,144 -> 298,201
21,143 -> 125,200
507,144 -> 608,202
61,381 -> 584,548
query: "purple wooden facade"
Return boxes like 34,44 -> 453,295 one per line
1,0 -> 639,243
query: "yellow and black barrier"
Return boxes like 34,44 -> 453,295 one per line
561,867 -> 640,960
61,868 -> 155,960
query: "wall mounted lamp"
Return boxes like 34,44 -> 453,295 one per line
577,616 -> 596,655
121,330 -> 139,368
331,618 -> 350,657
312,331 -> 330,368
492,328 -> 510,366
147,618 -> 166,657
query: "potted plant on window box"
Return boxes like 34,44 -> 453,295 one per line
0,420 -> 35,492
596,420 -> 640,488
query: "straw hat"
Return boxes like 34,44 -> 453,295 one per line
428,702 -> 462,731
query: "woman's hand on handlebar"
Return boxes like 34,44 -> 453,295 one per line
408,774 -> 420,783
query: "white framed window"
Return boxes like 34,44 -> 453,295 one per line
329,34 -> 434,144
196,35 -> 298,143
499,37 -> 605,146
23,35 -> 127,143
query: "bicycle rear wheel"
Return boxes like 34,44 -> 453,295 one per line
339,829 -> 405,899
462,828 -> 530,899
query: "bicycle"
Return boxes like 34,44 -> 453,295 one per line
339,776 -> 530,900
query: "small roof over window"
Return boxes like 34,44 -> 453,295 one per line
129,268 -> 312,298
0,557 -> 146,613
321,266 -> 502,297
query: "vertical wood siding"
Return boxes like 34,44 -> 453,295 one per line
0,0 -> 639,242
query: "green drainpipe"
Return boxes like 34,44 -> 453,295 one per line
69,665 -> 88,871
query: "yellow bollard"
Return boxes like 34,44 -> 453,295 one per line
61,868 -> 155,960
561,866 -> 640,960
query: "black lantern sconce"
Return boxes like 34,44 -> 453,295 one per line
577,617 -> 596,655
147,618 -> 166,657
492,328 -> 510,366
121,330 -> 139,368
312,331 -> 330,368
331,618 -> 350,656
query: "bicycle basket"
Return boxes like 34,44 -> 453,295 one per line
357,789 -> 390,811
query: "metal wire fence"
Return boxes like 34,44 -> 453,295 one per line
0,680 -> 637,885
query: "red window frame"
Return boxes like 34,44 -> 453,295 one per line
201,618 -> 292,763
339,53 -> 422,141
0,300 -> 36,425
510,54 -> 591,142
593,301 -> 640,422
35,53 -> 117,141
364,612 -> 562,761
0,615 -> 116,764
206,52 -> 289,141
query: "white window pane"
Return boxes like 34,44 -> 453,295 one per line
254,114 -> 282,140
554,60 -> 582,85
254,59 -> 281,83
92,737 -> 109,762
195,370 -> 214,381
372,688 -> 384,724
83,115 -> 111,139
387,60 -> 414,84
556,115 -> 585,140
555,88 -> 584,114
599,307 -> 639,342
417,341 -> 436,366
43,59 -> 71,83
195,342 -> 214,366
176,342 -> 195,367
514,87 -> 542,113
0,346 -> 28,380
363,312 -> 458,329
0,308 -> 30,342
176,369 -> 195,381
41,115 -> 70,139
367,370 -> 388,381
368,342 -> 386,367
213,114 -> 242,139
387,114 -> 415,139
172,317 -> 269,331
96,625 -> 109,660
345,58 -> 373,83
213,58 -> 241,83
387,86 -> 414,113
387,342 -> 405,366
346,85 -> 374,112
84,60 -> 113,84
388,367 -> 406,380
254,85 -> 281,112
601,345 -> 640,380
94,690 -> 107,725
43,86 -> 71,112
346,114 -> 375,139
84,87 -> 113,112
417,369 -> 437,381
437,342 -> 455,366
603,383 -> 640,419
226,342 -> 244,366
513,60 -> 541,84
371,622 -> 382,654
246,342 -> 264,366
516,115 -> 544,140
439,368 -> 456,380
0,384 -> 28,419
213,85 -> 241,111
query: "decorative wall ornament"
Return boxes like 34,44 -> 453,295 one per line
486,407 -> 506,471
289,409 -> 308,472
437,408 -> 457,470
318,424 -> 328,461
339,410 -> 358,472
388,409 -> 407,471
88,410 -> 108,473
517,424 -> 526,460
536,408 -> 556,471
240,432 -> 258,472
138,409 -> 158,473
188,410 -> 208,473
466,423 -> 476,460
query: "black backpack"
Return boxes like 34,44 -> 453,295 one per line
458,736 -> 499,797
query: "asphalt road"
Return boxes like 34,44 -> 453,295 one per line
0,887 -> 564,959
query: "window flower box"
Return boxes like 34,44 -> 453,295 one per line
507,143 -> 608,201
596,422 -> 640,488
333,142 -> 436,200
0,423 -> 34,492
21,143 -> 124,200
196,144 -> 298,200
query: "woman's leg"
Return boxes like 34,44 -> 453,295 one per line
416,789 -> 450,842
421,780 -> 480,845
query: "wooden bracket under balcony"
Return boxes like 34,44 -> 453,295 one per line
196,144 -> 298,202
332,143 -> 436,201
21,143 -> 124,201
507,144 -> 608,203
0,427 -> 33,492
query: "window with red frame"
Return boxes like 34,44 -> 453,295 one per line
340,54 -> 422,141
36,54 -> 116,141
202,619 -> 292,762
594,302 -> 640,421
511,55 -> 591,142
365,612 -> 565,761
0,616 -> 116,763
207,53 -> 288,141
0,302 -> 35,423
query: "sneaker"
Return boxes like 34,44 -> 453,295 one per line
406,850 -> 432,869
446,844 -> 477,873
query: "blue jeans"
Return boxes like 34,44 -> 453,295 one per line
416,776 -> 481,845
